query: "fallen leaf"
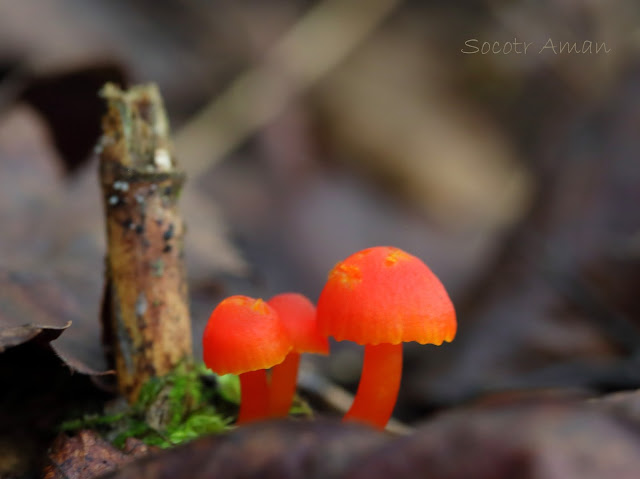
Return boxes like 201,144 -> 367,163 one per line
0,270 -> 76,352
347,398 -> 640,479
42,430 -> 158,479
103,419 -> 388,479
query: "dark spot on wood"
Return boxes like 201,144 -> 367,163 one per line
135,224 -> 144,235
163,244 -> 172,253
163,224 -> 174,241
135,97 -> 152,123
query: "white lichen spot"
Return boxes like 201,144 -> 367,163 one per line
135,292 -> 148,317
135,194 -> 145,204
108,195 -> 119,206
154,148 -> 172,170
113,180 -> 130,192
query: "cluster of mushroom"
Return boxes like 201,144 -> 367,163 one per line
202,246 -> 457,429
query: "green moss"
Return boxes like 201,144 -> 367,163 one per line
216,373 -> 240,405
60,362 -> 235,449
60,362 -> 318,450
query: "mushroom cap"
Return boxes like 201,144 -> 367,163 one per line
203,295 -> 292,375
267,293 -> 329,355
317,246 -> 456,346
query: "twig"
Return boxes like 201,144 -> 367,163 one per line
298,366 -> 413,435
99,83 -> 192,403
175,0 -> 404,177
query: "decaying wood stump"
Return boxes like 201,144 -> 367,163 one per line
98,83 -> 192,403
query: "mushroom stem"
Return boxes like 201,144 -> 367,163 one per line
344,343 -> 402,429
269,352 -> 301,417
237,369 -> 269,424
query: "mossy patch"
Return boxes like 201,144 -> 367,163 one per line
60,363 -> 236,449
60,362 -> 315,449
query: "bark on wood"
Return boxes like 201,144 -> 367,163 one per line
98,83 -> 192,403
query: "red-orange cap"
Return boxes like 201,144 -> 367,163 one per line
203,295 -> 292,375
317,246 -> 456,346
267,293 -> 329,355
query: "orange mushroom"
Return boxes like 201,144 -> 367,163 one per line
203,295 -> 291,424
267,293 -> 329,417
316,246 -> 456,429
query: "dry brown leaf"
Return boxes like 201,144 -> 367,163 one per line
347,398 -> 640,479
103,419 -> 388,479
42,431 -> 158,479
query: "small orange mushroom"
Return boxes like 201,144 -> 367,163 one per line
317,246 -> 456,429
203,295 -> 291,424
267,293 -> 329,417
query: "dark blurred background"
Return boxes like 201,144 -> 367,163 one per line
1,0 -> 640,428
